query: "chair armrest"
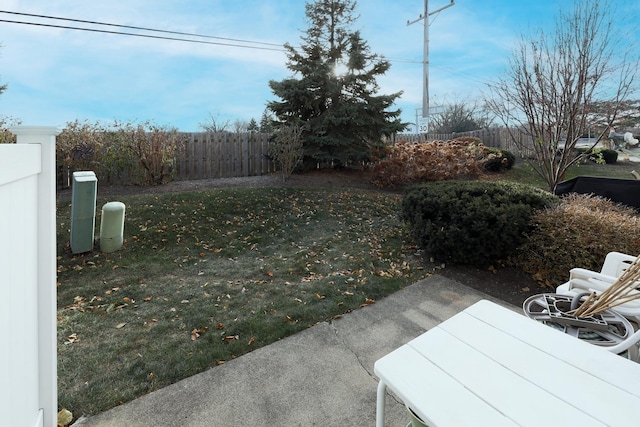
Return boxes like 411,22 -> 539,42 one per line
606,327 -> 640,355
562,269 -> 640,319
568,268 -> 618,286
558,269 -> 618,296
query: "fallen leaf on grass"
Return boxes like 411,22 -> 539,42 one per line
315,293 -> 326,300
223,335 -> 239,342
191,327 -> 208,340
285,315 -> 298,323
115,323 -> 126,329
67,333 -> 79,343
360,298 -> 376,307
247,336 -> 255,346
58,408 -> 73,427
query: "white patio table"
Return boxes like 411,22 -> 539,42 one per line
374,299 -> 640,427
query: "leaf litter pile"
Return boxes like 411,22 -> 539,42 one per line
56,186 -> 429,417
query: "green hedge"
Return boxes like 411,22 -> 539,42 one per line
401,181 -> 558,266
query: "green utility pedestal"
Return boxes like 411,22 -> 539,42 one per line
70,171 -> 97,253
100,202 -> 125,253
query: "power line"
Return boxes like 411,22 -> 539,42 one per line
0,18 -> 287,52
0,10 -> 285,48
431,64 -> 494,86
0,9 -> 442,66
386,57 -> 422,64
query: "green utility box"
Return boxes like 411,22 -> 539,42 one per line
100,201 -> 125,253
70,171 -> 97,253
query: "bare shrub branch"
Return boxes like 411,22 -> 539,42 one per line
269,125 -> 304,182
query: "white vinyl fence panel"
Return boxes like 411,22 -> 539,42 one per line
0,127 -> 59,427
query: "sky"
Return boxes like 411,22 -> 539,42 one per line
0,0 -> 638,132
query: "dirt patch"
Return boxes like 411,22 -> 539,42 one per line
57,169 -> 381,200
434,262 -> 551,308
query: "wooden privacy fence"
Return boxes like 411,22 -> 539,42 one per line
174,132 -> 275,181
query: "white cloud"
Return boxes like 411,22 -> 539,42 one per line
1,0 -> 637,131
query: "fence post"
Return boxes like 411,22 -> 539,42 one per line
9,126 -> 60,427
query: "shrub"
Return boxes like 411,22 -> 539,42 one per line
483,147 -> 515,172
109,121 -> 183,185
511,193 -> 640,287
0,115 -> 21,144
268,124 -> 304,182
587,148 -> 618,164
57,120 -> 105,179
57,120 -> 183,186
401,181 -> 558,266
371,138 -> 490,188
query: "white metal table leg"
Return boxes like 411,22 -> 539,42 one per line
376,380 -> 386,427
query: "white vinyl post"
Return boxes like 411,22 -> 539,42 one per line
9,126 -> 60,427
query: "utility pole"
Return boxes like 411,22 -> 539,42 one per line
408,0 -> 455,132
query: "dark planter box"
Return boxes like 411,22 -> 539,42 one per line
555,176 -> 640,210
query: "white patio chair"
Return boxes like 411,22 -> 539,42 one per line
554,252 -> 640,361
556,252 -> 640,322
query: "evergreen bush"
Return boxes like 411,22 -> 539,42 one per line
483,147 -> 515,172
401,181 -> 558,266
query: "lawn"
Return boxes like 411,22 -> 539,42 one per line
501,157 -> 639,188
56,186 -> 429,417
56,156 -> 639,418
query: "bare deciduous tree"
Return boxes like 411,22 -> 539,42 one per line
430,101 -> 494,134
199,113 -> 230,133
232,119 -> 249,133
486,0 -> 638,191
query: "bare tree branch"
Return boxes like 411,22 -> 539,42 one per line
486,0 -> 639,191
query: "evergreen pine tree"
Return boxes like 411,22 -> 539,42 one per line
268,0 -> 405,167
247,118 -> 259,132
259,109 -> 273,134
